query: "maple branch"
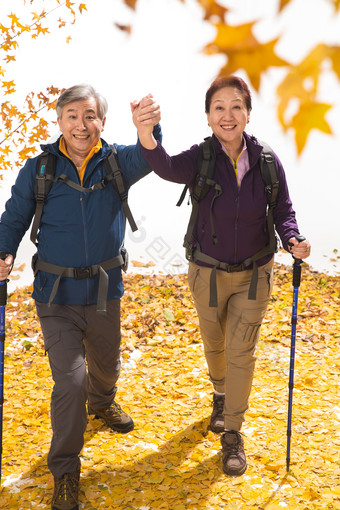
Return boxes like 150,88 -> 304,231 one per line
0,104 -> 48,146
0,1 -> 68,50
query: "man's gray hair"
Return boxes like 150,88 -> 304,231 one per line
56,84 -> 108,120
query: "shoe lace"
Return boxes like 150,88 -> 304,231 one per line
213,395 -> 224,413
223,432 -> 243,457
108,402 -> 123,417
54,473 -> 79,503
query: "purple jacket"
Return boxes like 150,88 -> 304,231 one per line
141,133 -> 300,267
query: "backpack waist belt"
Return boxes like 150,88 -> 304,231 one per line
33,253 -> 126,313
188,244 -> 274,307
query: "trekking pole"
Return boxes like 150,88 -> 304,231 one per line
286,235 -> 305,472
0,252 -> 9,485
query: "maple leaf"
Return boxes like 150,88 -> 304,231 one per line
277,44 -> 331,128
2,79 -> 15,89
0,144 -> 11,155
2,80 -> 16,94
5,55 -> 16,63
123,0 -> 138,8
291,101 -> 332,154
7,13 -> 20,25
34,24 -> 49,35
196,0 -> 228,21
330,0 -> 340,11
46,85 -> 62,96
115,23 -> 132,34
18,145 -> 36,159
206,23 -> 288,90
328,44 -> 340,80
205,22 -> 258,55
279,0 -> 293,10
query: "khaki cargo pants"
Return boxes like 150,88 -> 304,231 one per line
188,258 -> 274,431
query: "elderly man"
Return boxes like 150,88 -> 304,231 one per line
0,84 -> 161,510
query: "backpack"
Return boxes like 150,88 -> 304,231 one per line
177,136 -> 279,306
30,145 -> 137,247
30,145 -> 137,313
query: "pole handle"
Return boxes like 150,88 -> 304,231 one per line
0,253 -> 9,307
288,235 -> 305,288
288,235 -> 305,265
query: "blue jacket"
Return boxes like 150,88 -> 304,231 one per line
0,124 -> 162,305
141,132 -> 300,267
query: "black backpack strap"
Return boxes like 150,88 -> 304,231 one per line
176,184 -> 189,207
30,152 -> 57,246
182,137 -> 218,254
259,141 -> 279,253
103,146 -> 138,232
54,174 -> 106,192
260,141 -> 279,207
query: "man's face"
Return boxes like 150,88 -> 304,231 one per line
57,97 -> 106,161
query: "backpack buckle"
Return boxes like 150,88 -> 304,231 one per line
74,266 -> 92,279
184,243 -> 194,261
265,184 -> 272,197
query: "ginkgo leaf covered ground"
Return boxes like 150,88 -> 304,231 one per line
0,263 -> 339,509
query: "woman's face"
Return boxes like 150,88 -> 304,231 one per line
206,86 -> 250,151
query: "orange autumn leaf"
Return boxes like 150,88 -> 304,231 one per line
115,23 -> 132,34
328,44 -> 340,80
196,0 -> 228,21
279,0 -> 293,10
205,22 -> 289,91
330,0 -> 340,11
123,0 -> 138,9
291,101 -> 332,154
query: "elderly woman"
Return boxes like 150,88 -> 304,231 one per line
132,76 -> 311,476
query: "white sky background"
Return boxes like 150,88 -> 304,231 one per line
1,0 -> 340,291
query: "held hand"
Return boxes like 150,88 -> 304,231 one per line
288,237 -> 311,260
131,94 -> 160,149
0,254 -> 13,281
131,93 -> 161,125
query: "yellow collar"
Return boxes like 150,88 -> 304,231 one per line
59,137 -> 102,184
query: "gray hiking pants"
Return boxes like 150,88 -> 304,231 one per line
36,300 -> 121,478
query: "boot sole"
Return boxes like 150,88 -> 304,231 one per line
52,505 -> 78,510
222,463 -> 247,476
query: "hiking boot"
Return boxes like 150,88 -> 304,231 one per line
221,430 -> 247,476
209,393 -> 225,433
51,470 -> 80,510
88,401 -> 134,433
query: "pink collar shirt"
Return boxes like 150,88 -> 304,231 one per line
220,137 -> 250,186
